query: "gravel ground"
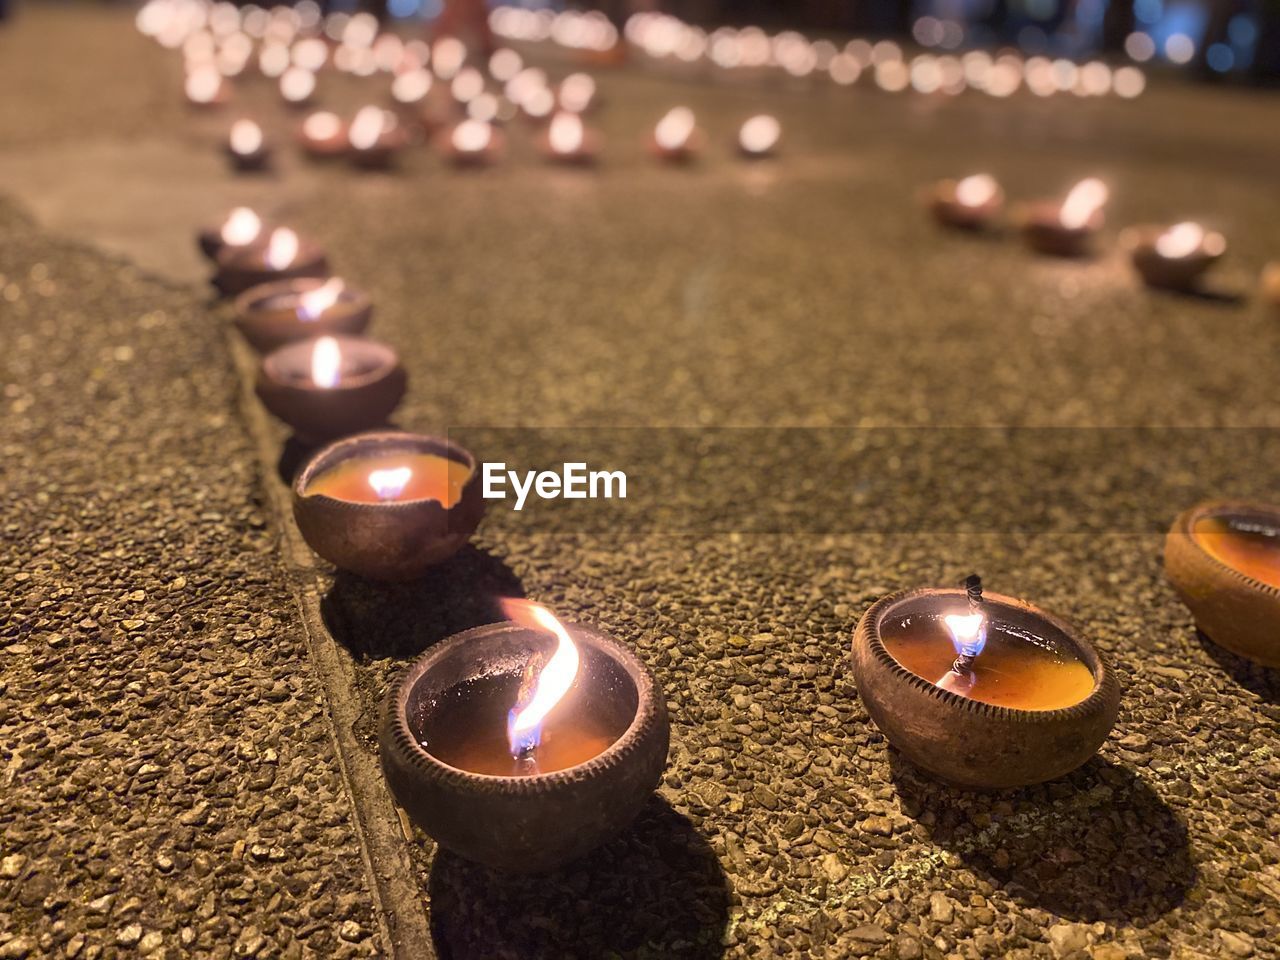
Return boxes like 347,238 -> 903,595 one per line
4,6 -> 1280,959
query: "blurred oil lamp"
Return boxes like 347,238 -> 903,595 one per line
197,206 -> 262,261
279,66 -> 317,107
379,602 -> 669,871
737,114 -> 781,159
852,577 -> 1120,788
650,106 -> 701,162
297,111 -> 348,159
347,106 -> 406,169
256,334 -> 405,444
439,119 -> 503,167
450,66 -> 486,106
1262,261 -> 1280,308
226,118 -> 270,171
538,112 -> 599,165
215,226 -> 328,295
185,65 -> 228,106
557,72 -> 597,113
1017,177 -> 1109,256
233,276 -> 372,352
926,173 -> 1004,230
390,67 -> 433,106
1123,222 -> 1227,291
292,431 -> 484,579
1165,501 -> 1280,667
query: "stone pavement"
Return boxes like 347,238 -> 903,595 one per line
3,6 -> 1280,959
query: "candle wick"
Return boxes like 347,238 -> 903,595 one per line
954,573 -> 984,674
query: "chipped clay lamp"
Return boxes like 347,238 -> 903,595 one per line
215,227 -> 328,296
380,601 -> 669,871
737,114 -> 781,159
1123,222 -> 1227,291
347,106 -> 408,169
255,335 -> 405,445
233,277 -> 372,353
649,106 -> 702,162
927,174 -> 1004,230
439,119 -> 504,167
1164,501 -> 1280,667
537,111 -> 600,164
292,431 -> 485,579
1017,177 -> 1108,257
298,111 -> 349,159
852,577 -> 1120,788
197,206 -> 263,262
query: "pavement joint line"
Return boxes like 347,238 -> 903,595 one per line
226,331 -> 436,959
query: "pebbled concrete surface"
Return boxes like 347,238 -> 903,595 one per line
3,5 -> 1280,959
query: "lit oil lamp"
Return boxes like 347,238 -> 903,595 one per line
184,65 -> 228,107
255,335 -> 406,445
557,72 -> 597,113
379,602 -> 669,871
926,173 -> 1005,230
279,66 -> 317,107
197,206 -> 263,262
1165,500 -> 1280,667
214,226 -> 328,296
233,276 -> 372,353
1262,261 -> 1280,308
292,431 -> 485,579
297,111 -> 349,160
347,106 -> 407,169
737,114 -> 781,159
1123,222 -> 1227,291
226,118 -> 270,171
1017,177 -> 1109,256
537,111 -> 600,165
439,119 -> 503,167
852,577 -> 1120,788
649,106 -> 702,162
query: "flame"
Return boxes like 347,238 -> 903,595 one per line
303,111 -> 341,141
280,66 -> 316,102
943,612 -> 987,660
655,107 -> 695,151
348,106 -> 386,150
297,278 -> 344,321
1155,221 -> 1204,259
502,599 -> 581,758
229,119 -> 263,155
367,466 -> 412,501
548,112 -> 584,154
452,119 -> 492,153
391,68 -> 432,104
265,228 -> 299,270
1059,177 -> 1108,229
955,174 -> 998,208
310,336 -> 341,388
558,72 -> 596,112
185,66 -> 222,103
220,207 -> 261,246
738,114 -> 780,154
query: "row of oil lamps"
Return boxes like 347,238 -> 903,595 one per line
199,202 -> 1280,873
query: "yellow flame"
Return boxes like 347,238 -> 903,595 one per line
943,613 -> 984,648
229,119 -> 263,155
348,106 -> 386,150
655,107 -> 695,150
502,599 -> 581,757
220,207 -> 261,246
310,336 -> 341,388
955,174 -> 997,208
303,111 -> 341,141
1059,177 -> 1108,229
548,112 -> 584,154
452,119 -> 492,153
738,114 -> 780,154
1154,221 -> 1204,259
265,228 -> 299,270
367,466 -> 412,500
185,66 -> 221,103
297,278 -> 344,321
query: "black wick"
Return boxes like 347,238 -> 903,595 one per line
953,574 -> 984,675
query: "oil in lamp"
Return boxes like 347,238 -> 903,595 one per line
737,114 -> 781,158
650,106 -> 701,162
347,106 -> 406,169
538,111 -> 600,164
852,577 -> 1120,788
1165,501 -> 1280,667
379,601 -> 669,871
292,431 -> 485,579
439,119 -> 503,167
197,206 -> 262,262
226,118 -> 270,171
297,111 -> 349,159
233,276 -> 372,352
256,335 -> 406,445
215,227 -> 328,296
1123,222 -> 1227,290
1017,177 -> 1109,256
926,173 -> 1004,230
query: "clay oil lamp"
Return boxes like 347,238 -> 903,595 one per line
1017,177 -> 1109,256
439,119 -> 503,167
926,173 -> 1005,231
233,277 -> 372,352
215,227 -> 328,296
737,114 -> 781,159
197,206 -> 262,262
649,106 -> 702,163
292,431 -> 484,579
1122,222 -> 1227,291
184,65 -> 229,107
256,335 -> 406,445
1165,501 -> 1280,667
851,577 -> 1120,788
347,106 -> 407,169
226,118 -> 270,171
1263,261 -> 1280,308
297,111 -> 349,160
380,600 -> 669,871
538,111 -> 600,165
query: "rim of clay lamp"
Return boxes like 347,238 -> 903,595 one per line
293,430 -> 478,510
